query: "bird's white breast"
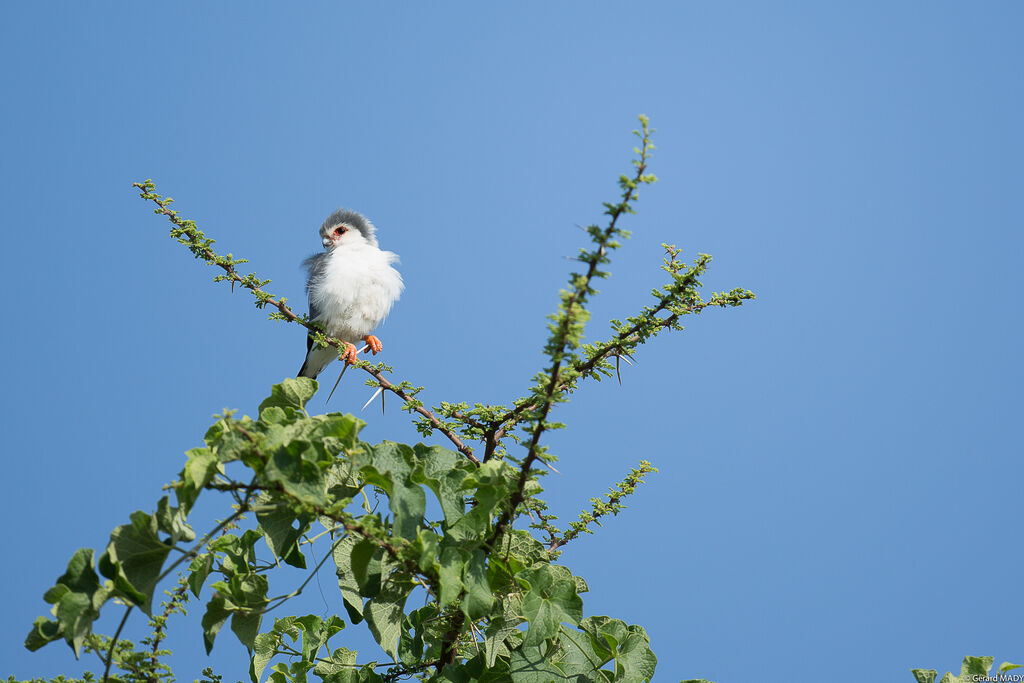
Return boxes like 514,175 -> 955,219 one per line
308,243 -> 403,341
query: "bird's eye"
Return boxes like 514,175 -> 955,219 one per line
334,226 -> 346,236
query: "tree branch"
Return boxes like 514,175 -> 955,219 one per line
488,116 -> 656,539
133,181 -> 478,465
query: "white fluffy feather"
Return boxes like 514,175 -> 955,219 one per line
309,242 -> 403,339
299,226 -> 403,379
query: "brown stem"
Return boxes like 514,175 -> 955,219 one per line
437,609 -> 466,671
103,606 -> 133,682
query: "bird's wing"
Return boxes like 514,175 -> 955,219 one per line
305,304 -> 319,356
302,253 -> 329,355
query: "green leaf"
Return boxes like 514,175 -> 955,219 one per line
509,642 -> 572,682
492,531 -> 548,580
98,510 -> 172,614
260,437 -> 329,506
258,377 -> 317,416
177,446 -> 220,514
202,594 -> 232,654
442,653 -> 512,682
257,503 -> 311,569
249,614 -> 346,681
306,413 -> 363,455
439,546 -> 468,607
215,573 -> 269,614
204,416 -> 256,465
462,549 -> 493,620
450,460 -> 517,542
49,547 -> 105,606
484,596 -> 525,668
209,529 -> 263,591
398,605 -> 436,667
579,617 -> 657,682
188,552 -> 214,597
24,616 -> 61,652
350,538 -> 383,600
296,614 -> 346,661
29,548 -> 111,656
251,631 -> 278,683
412,528 -> 440,574
961,657 -> 994,676
332,535 -> 366,623
358,441 -> 426,541
313,646 -> 358,678
155,495 -> 196,544
53,592 -> 93,657
260,405 -> 287,424
231,609 -> 263,652
325,458 -> 362,503
516,565 -> 583,647
364,576 -> 414,659
413,443 -> 470,527
616,627 -> 658,681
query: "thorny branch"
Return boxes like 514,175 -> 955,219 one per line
488,117 -> 657,545
132,181 -> 479,466
486,286 -> 740,449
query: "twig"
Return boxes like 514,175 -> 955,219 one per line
361,368 -> 479,464
103,606 -> 133,682
149,580 -> 188,679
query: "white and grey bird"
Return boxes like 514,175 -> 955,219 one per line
297,208 -> 404,380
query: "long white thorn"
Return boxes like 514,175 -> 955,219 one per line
539,459 -> 561,474
326,367 -> 346,403
361,386 -> 384,412
325,344 -> 370,404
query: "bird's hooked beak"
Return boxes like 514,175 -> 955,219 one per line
322,224 -> 351,250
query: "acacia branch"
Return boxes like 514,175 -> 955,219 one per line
133,181 -> 478,465
148,580 -> 188,679
492,299 -> 710,430
485,263 -> 754,456
548,460 -> 657,554
488,117 -> 655,539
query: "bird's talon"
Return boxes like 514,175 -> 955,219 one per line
342,342 -> 359,364
362,334 -> 383,355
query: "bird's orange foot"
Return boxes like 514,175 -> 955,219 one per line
341,342 -> 359,364
361,334 -> 383,355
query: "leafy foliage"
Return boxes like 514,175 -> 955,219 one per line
19,117 -> 754,682
911,656 -> 1022,683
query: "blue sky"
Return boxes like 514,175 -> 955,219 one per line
1,3 -> 1022,681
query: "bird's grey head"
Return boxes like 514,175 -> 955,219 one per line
319,208 -> 379,250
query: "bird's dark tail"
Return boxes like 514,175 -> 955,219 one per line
297,360 -> 318,379
298,331 -> 318,378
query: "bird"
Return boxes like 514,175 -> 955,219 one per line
297,208 -> 404,380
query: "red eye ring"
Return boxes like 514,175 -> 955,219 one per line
334,226 -> 346,236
